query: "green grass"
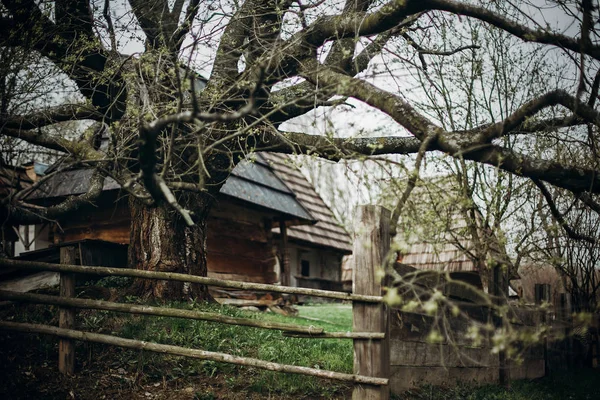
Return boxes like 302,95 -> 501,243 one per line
0,299 -> 354,398
5,299 -> 599,399
106,301 -> 354,397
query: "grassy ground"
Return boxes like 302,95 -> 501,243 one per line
1,292 -> 600,399
0,297 -> 354,399
114,301 -> 354,397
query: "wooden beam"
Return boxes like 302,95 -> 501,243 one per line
0,321 -> 389,386
0,290 -> 322,334
492,264 -> 510,387
58,246 -> 76,375
279,220 -> 290,287
534,282 -> 551,377
0,258 -> 383,303
283,331 -> 386,339
352,205 -> 391,400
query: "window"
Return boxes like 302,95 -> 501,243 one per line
301,260 -> 310,277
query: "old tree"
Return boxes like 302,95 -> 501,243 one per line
1,0 -> 599,299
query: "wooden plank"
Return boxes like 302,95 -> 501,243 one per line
0,321 -> 389,386
207,254 -> 275,275
63,222 -> 131,244
215,298 -> 282,307
0,272 -> 59,293
279,220 -> 290,286
208,271 -> 276,284
207,236 -> 274,260
492,265 -> 511,387
283,331 -> 386,339
352,205 -> 390,400
59,246 -> 76,375
389,365 -> 497,393
389,340 -> 498,367
207,216 -> 271,242
0,258 -> 383,303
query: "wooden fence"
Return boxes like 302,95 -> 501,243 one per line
0,205 -> 391,400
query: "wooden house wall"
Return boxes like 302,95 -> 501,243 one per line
56,197 -> 131,245
43,195 -> 300,285
205,198 -> 278,284
288,244 -> 343,289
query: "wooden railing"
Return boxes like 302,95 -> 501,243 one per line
0,205 -> 392,400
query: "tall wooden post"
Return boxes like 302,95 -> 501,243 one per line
352,205 -> 390,400
492,265 -> 510,387
59,246 -> 76,375
279,220 -> 290,287
534,283 -> 551,375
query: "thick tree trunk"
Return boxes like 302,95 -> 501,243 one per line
128,193 -> 213,301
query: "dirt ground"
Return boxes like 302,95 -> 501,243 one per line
0,331 -> 348,400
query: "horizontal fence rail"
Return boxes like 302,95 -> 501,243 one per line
283,331 -> 386,339
0,206 -> 392,399
0,258 -> 382,303
0,290 -> 322,334
0,290 -> 383,340
0,321 -> 389,386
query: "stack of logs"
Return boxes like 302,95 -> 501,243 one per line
210,289 -> 298,316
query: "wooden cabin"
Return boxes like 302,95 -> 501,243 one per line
0,161 -> 51,257
390,177 -> 519,300
15,153 -> 351,291
263,154 -> 352,291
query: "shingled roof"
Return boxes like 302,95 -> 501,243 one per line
220,156 -> 314,221
262,153 -> 353,254
395,176 -> 517,279
26,155 -> 314,222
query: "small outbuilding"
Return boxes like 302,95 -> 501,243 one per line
5,153 -> 352,293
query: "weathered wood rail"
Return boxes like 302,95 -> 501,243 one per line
0,321 -> 388,386
0,205 -> 391,398
0,258 -> 382,303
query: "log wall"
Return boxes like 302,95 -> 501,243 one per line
206,199 -> 278,284
52,196 -> 281,284
57,197 -> 130,245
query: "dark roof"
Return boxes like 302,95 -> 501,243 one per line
26,155 -> 314,222
27,169 -> 120,199
220,155 -> 314,221
262,153 -> 353,253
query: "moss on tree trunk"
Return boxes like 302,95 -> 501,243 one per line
128,193 -> 213,301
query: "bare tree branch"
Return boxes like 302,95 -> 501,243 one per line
390,132 -> 438,238
533,178 -> 596,244
423,0 -> 600,60
1,104 -> 104,130
173,0 -> 200,49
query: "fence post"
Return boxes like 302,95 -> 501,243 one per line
534,283 -> 551,376
352,205 -> 390,400
59,246 -> 76,375
492,265 -> 510,387
279,220 -> 290,287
